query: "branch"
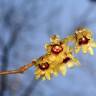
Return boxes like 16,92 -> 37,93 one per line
0,37 -> 4,47
0,63 -> 33,75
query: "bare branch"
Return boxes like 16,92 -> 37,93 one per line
0,63 -> 33,75
0,6 -> 27,96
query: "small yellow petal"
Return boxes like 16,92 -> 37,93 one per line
67,62 -> 74,68
34,69 -> 41,75
68,53 -> 73,58
91,42 -> 96,48
44,43 -> 49,49
50,35 -> 59,43
53,70 -> 58,77
82,45 -> 88,54
42,76 -> 46,80
72,58 -> 80,66
88,47 -> 94,55
44,43 -> 51,53
59,66 -> 67,76
35,75 -> 40,80
45,71 -> 51,80
75,46 -> 80,53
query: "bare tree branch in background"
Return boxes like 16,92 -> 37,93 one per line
0,30 -> 20,96
0,1 -> 42,95
0,2 -> 41,95
0,31 -> 19,96
0,6 -> 27,96
0,38 -> 4,47
90,0 -> 96,2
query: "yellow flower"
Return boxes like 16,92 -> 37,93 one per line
44,35 -> 63,54
34,35 -> 80,80
74,28 -> 96,55
56,47 -> 80,76
34,54 -> 58,80
44,35 -> 79,76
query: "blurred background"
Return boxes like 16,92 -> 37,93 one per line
0,0 -> 96,96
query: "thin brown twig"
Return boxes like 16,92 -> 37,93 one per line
0,63 -> 33,75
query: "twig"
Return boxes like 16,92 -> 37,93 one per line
0,63 -> 33,75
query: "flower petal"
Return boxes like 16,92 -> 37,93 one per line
59,65 -> 67,76
50,35 -> 60,43
88,47 -> 94,55
91,42 -> 96,48
35,74 -> 41,80
75,46 -> 80,53
34,69 -> 41,75
53,69 -> 58,77
42,76 -> 46,80
82,45 -> 88,54
72,58 -> 80,66
44,43 -> 49,49
45,71 -> 51,80
67,62 -> 74,68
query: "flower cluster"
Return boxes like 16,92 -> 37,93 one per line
32,28 -> 96,80
74,28 -> 96,55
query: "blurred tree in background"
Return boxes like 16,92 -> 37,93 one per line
90,0 -> 96,2
0,0 -> 96,96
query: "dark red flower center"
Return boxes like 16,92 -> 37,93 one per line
39,62 -> 49,71
79,36 -> 89,45
51,44 -> 63,54
63,57 -> 71,63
